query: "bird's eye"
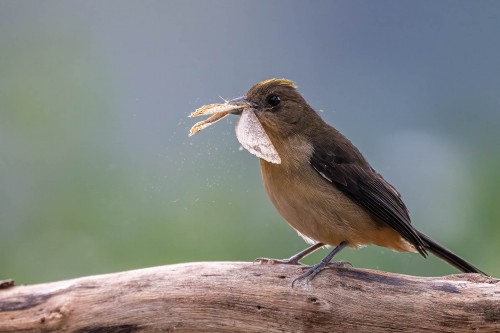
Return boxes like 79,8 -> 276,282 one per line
267,94 -> 280,107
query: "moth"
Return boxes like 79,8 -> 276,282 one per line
189,101 -> 281,164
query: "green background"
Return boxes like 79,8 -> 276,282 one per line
1,1 -> 499,284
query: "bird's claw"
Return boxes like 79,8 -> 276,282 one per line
255,257 -> 306,266
292,260 -> 352,287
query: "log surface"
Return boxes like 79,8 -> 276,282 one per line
0,262 -> 499,332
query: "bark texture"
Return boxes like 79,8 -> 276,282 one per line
0,262 -> 499,332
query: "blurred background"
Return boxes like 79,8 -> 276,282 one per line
1,1 -> 499,284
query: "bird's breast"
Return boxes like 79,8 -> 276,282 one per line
259,136 -> 413,251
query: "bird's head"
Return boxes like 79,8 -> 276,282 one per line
231,79 -> 323,140
190,78 -> 325,164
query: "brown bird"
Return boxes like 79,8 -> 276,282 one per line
191,78 -> 486,282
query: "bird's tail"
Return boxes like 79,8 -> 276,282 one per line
417,231 -> 486,275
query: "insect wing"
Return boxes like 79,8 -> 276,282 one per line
235,109 -> 281,164
189,111 -> 231,136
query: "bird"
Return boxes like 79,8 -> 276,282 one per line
191,78 -> 486,282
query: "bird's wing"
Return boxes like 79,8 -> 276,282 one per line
310,147 -> 427,256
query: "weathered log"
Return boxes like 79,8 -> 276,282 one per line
0,262 -> 498,332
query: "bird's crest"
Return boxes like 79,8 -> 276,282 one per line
257,78 -> 297,89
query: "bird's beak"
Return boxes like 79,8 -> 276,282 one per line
226,96 -> 252,115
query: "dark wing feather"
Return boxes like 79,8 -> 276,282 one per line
310,146 -> 427,256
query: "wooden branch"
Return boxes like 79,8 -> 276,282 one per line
1,262 -> 499,332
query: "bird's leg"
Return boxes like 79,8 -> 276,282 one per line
292,241 -> 348,287
256,243 -> 324,266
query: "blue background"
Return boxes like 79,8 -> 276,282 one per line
1,1 -> 499,283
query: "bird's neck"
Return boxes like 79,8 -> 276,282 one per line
261,134 -> 314,173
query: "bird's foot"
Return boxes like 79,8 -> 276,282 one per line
291,241 -> 350,287
292,261 -> 328,287
292,260 -> 350,287
255,257 -> 306,266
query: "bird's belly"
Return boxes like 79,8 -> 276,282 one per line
260,161 -> 413,251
